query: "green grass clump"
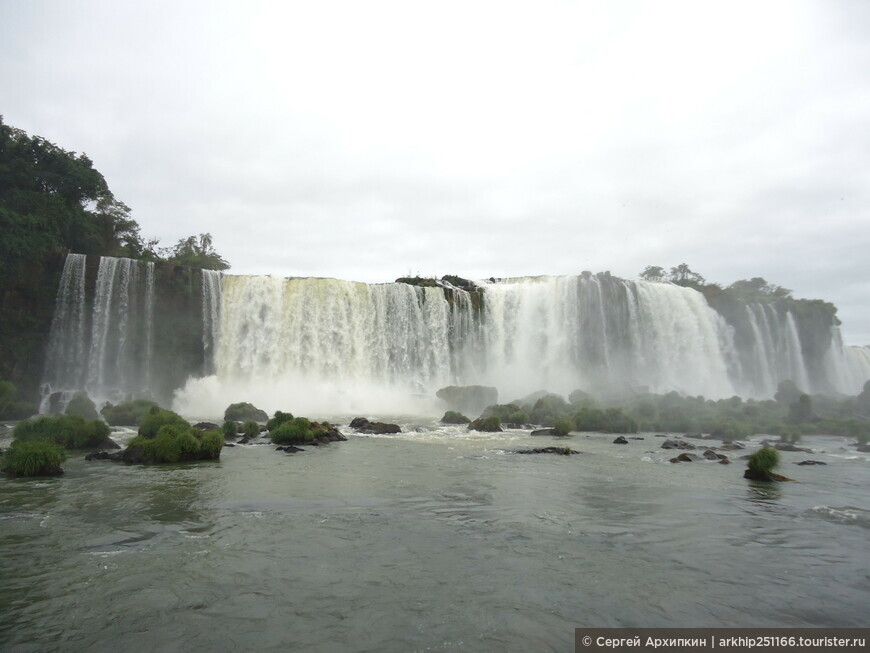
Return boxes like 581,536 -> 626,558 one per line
552,418 -> 573,436
266,410 -> 295,432
507,411 -> 529,425
13,415 -> 110,449
241,420 -> 260,438
271,417 -> 318,444
747,446 -> 780,477
441,410 -> 470,424
222,419 -> 238,438
469,416 -> 502,432
101,399 -> 160,426
138,407 -> 191,438
126,424 -> 222,464
64,392 -> 100,421
2,440 -> 66,477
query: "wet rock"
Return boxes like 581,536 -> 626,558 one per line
223,402 -> 269,422
744,469 -> 795,482
513,447 -> 581,455
435,385 -> 498,416
855,445 -> 870,453
774,442 -> 812,453
795,460 -> 827,466
531,428 -> 556,436
719,442 -> 746,451
612,436 -> 628,445
277,445 -> 305,453
193,422 -> 220,432
629,437 -> 644,440
349,417 -> 401,434
85,450 -> 114,461
95,437 -> 121,450
661,439 -> 696,450
670,452 -> 703,463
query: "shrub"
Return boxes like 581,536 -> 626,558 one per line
574,408 -> 606,432
221,419 -> 238,438
2,440 -> 67,476
200,430 -> 223,458
469,416 -> 502,432
747,446 -> 780,479
266,410 -> 295,432
271,417 -> 317,444
126,425 -> 222,463
138,408 -> 190,438
13,415 -> 110,449
242,420 -> 260,437
507,411 -> 529,425
64,392 -> 100,421
441,410 -> 470,424
552,418 -> 573,436
101,399 -> 160,426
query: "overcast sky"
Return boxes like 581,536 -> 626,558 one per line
2,0 -> 868,343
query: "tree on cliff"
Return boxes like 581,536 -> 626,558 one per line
668,263 -> 705,287
164,233 -> 230,270
0,116 -> 228,278
639,265 -> 667,282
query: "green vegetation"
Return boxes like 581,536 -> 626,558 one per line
13,415 -> 110,449
241,420 -> 260,438
224,402 -> 267,422
2,440 -> 67,477
270,417 -> 324,444
0,377 -> 36,419
440,410 -> 470,424
469,416 -> 502,432
138,407 -> 191,438
101,399 -> 160,426
746,446 -> 780,481
266,410 -> 294,432
552,418 -> 573,436
222,419 -> 238,438
126,423 -> 223,464
64,392 -> 99,421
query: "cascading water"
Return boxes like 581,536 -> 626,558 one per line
201,269 -> 222,375
41,255 -> 157,411
42,255 -> 870,417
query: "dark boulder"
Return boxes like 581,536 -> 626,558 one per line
349,417 -> 401,434
277,445 -> 305,453
440,411 -> 471,424
661,439 -> 696,450
670,452 -> 703,463
514,447 -> 580,455
856,445 -> 870,453
531,428 -> 556,436
613,436 -> 628,445
744,469 -> 795,482
194,422 -> 221,432
795,460 -> 827,465
435,385 -> 498,416
719,442 -> 746,451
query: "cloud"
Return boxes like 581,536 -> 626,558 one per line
2,0 -> 868,343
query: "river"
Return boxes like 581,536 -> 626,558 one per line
1,424 -> 867,651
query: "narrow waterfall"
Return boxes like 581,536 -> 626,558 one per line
41,255 -> 157,410
201,269 -> 222,375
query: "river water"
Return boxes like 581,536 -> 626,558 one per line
1,424 -> 867,652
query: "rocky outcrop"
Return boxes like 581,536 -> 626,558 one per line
223,402 -> 269,422
661,439 -> 696,450
349,417 -> 401,434
513,447 -> 581,455
435,385 -> 498,416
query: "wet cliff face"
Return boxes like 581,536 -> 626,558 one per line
0,250 -> 67,405
38,255 -> 209,410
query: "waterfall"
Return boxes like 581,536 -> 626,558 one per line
201,269 -> 222,375
41,254 -> 157,411
42,256 -> 870,416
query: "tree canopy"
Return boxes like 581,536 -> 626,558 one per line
0,116 -> 229,282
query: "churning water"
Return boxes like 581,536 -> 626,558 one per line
1,425 -> 867,651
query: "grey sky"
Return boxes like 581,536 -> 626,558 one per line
3,0 -> 868,343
